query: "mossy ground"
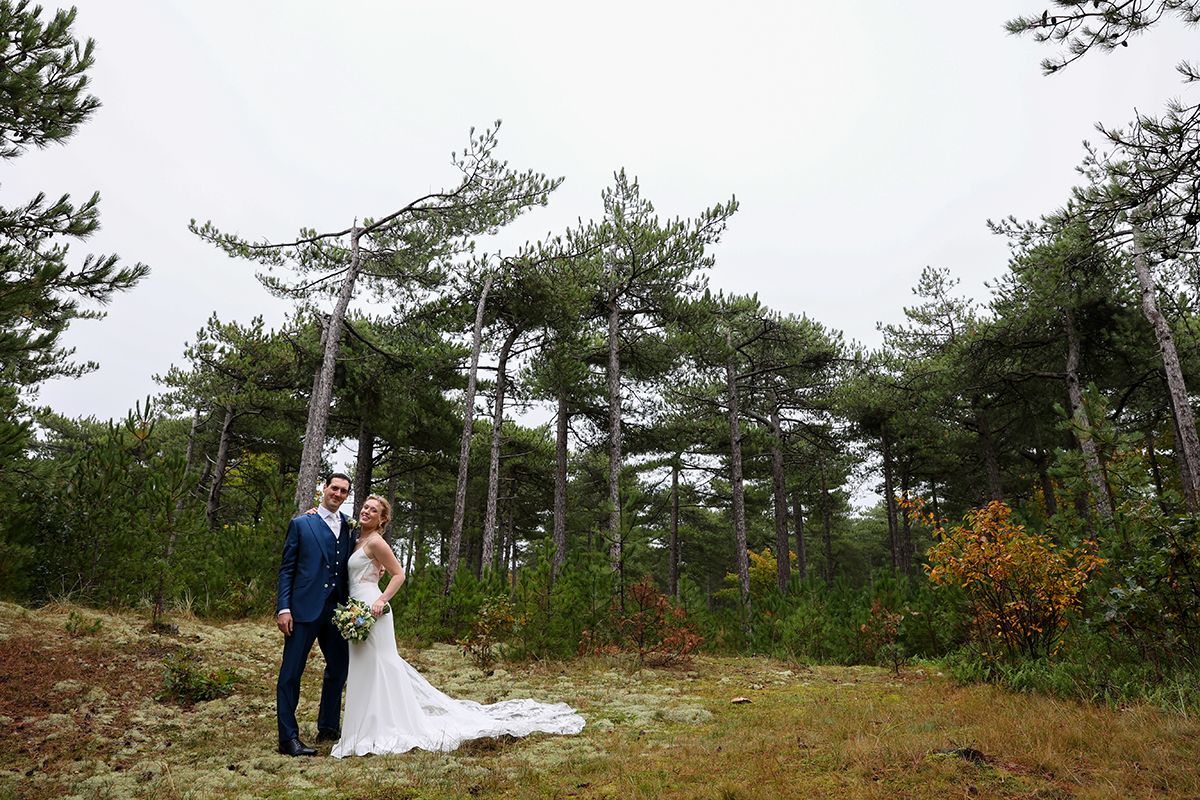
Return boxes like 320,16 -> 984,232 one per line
2,601 -> 1198,799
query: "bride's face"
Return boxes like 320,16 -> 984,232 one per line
359,499 -> 384,530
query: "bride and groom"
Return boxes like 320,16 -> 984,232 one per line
275,473 -> 584,757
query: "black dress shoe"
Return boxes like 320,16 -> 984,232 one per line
278,737 -> 316,756
315,729 -> 341,744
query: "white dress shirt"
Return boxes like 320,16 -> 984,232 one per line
320,505 -> 342,539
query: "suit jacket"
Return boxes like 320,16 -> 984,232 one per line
276,512 -> 357,623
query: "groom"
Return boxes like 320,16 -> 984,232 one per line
275,472 -> 357,756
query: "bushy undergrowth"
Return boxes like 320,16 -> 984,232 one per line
929,500 -> 1200,712
9,444 -> 1200,714
580,576 -> 704,666
158,646 -> 240,704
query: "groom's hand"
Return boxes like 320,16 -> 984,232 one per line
277,611 -> 294,636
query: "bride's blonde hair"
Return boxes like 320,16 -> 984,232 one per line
363,494 -> 392,536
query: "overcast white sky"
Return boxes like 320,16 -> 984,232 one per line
11,1 -> 1197,422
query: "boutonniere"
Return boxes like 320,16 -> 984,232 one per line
347,516 -> 360,530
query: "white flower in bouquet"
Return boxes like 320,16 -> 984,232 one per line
333,599 -> 376,642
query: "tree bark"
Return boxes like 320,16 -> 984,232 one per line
1132,220 -> 1200,510
881,426 -> 899,573
669,458 -> 681,598
770,404 -> 790,592
206,405 -> 235,530
792,490 -> 807,581
293,226 -> 362,512
725,332 -> 752,623
505,502 -> 517,595
900,465 -> 913,575
385,449 -> 400,547
446,273 -> 493,591
551,389 -> 569,584
352,418 -> 373,517
176,408 -> 201,519
974,402 -> 1004,502
482,324 -> 520,572
1037,451 -> 1058,519
1064,308 -> 1114,523
820,468 -> 834,588
1165,382 -> 1196,508
606,296 -> 623,573
406,471 -> 419,573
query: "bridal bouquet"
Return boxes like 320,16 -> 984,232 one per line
333,599 -> 376,642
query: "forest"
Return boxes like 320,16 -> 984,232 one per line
3,1 -> 1200,719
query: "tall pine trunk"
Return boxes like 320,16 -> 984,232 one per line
352,419 -> 373,516
446,273 -> 493,591
725,332 -> 752,625
1064,308 -> 1114,523
294,226 -> 362,512
206,405 -> 235,530
899,465 -> 913,575
821,472 -> 834,588
1132,220 -> 1200,510
606,296 -> 623,574
769,404 -> 790,592
973,402 -> 1004,502
881,426 -> 899,573
669,458 -> 681,598
176,408 -> 200,519
1165,383 -> 1196,508
482,325 -> 520,571
551,389 -> 569,584
385,450 -> 400,548
1037,451 -> 1058,518
792,490 -> 807,581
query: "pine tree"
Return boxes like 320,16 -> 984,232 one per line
0,1 -> 148,467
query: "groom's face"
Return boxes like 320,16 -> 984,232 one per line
322,478 -> 350,512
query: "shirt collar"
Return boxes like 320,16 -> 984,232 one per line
320,505 -> 341,523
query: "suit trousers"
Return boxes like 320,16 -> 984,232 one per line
276,597 -> 350,742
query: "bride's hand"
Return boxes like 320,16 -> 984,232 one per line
302,507 -> 318,515
371,599 -> 387,617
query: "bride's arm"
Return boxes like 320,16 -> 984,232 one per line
366,537 -> 406,617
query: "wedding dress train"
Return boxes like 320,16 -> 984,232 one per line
331,547 -> 585,757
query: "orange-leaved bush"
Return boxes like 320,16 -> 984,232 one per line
925,501 -> 1102,659
580,576 -> 703,667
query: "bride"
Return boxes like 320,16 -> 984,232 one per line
330,494 -> 584,758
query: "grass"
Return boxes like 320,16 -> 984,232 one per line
2,601 -> 1199,799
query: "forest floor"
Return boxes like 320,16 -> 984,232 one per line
1,602 -> 1199,800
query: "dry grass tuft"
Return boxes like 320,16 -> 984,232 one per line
1,601 -> 1199,799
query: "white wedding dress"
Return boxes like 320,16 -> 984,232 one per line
331,547 -> 585,757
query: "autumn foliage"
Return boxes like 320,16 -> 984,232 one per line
581,577 -> 703,667
924,501 -> 1103,658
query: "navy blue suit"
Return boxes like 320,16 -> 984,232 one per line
275,512 -> 357,743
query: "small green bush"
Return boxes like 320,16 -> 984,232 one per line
158,647 -> 239,704
458,595 -> 516,669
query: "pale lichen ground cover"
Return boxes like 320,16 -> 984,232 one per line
3,601 -> 1200,800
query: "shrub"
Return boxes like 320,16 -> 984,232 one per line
1099,503 -> 1200,667
581,576 -> 703,667
458,595 -> 517,669
860,599 -> 905,674
64,610 -> 103,636
158,647 -> 239,704
926,501 -> 1103,659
